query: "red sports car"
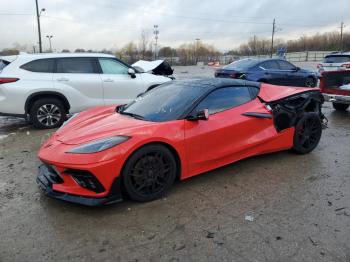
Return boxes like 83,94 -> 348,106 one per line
37,79 -> 325,206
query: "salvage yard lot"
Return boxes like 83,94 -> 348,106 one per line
1,63 -> 350,262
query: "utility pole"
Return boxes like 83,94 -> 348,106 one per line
195,38 -> 200,64
35,0 -> 43,53
340,21 -> 345,53
153,25 -> 159,60
270,18 -> 276,58
253,35 -> 257,56
46,35 -> 53,52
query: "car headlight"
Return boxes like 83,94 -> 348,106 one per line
66,136 -> 130,154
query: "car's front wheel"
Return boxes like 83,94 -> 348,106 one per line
305,77 -> 316,87
122,144 -> 177,202
30,98 -> 66,129
332,103 -> 349,111
292,112 -> 322,154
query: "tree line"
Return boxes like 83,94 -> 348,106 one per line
1,30 -> 349,65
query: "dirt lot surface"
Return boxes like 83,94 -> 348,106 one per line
1,63 -> 350,262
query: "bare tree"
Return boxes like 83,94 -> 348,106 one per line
138,30 -> 149,60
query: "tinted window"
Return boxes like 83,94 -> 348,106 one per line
324,55 -> 350,63
122,82 -> 204,122
195,87 -> 252,115
20,59 -> 54,73
223,59 -> 259,70
99,58 -> 128,74
259,60 -> 280,70
277,60 -> 296,70
0,60 -> 10,71
56,58 -> 95,73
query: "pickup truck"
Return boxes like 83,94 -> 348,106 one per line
319,70 -> 350,111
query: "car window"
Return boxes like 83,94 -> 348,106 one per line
259,60 -> 280,70
277,60 -> 296,70
223,59 -> 259,70
323,55 -> 350,63
56,58 -> 95,74
194,86 -> 253,115
99,58 -> 129,74
0,60 -> 10,71
20,59 -> 55,73
122,81 -> 205,122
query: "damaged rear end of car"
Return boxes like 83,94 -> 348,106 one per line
258,83 -> 325,154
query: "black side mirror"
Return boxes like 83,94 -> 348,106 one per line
128,68 -> 136,79
294,67 -> 300,71
187,109 -> 209,121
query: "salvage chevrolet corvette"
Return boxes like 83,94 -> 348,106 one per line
37,79 -> 325,206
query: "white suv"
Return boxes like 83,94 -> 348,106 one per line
0,53 -> 172,129
318,52 -> 350,72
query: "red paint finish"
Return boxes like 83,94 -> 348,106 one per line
38,90 -> 300,199
259,83 -> 318,102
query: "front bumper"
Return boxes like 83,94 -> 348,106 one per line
323,93 -> 350,104
36,164 -> 123,206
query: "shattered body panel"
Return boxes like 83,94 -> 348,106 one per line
258,84 -> 325,132
132,60 -> 174,76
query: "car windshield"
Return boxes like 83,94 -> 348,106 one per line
223,59 -> 258,70
120,81 -> 205,122
324,55 -> 350,63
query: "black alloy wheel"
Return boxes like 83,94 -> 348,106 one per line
122,144 -> 177,202
292,112 -> 322,154
30,98 -> 66,129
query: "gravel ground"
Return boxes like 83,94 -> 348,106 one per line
1,62 -> 350,262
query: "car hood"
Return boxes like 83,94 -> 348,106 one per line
54,106 -> 155,145
132,60 -> 174,76
259,84 -> 318,102
132,60 -> 164,72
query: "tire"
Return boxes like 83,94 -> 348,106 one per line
29,98 -> 66,129
332,103 -> 349,111
122,144 -> 177,202
305,77 -> 316,87
292,112 -> 322,154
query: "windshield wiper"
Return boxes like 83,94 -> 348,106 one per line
119,111 -> 145,120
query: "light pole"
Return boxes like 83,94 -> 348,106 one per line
46,35 -> 53,52
153,25 -> 159,60
35,0 -> 45,53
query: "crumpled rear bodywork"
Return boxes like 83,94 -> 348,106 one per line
258,84 -> 325,132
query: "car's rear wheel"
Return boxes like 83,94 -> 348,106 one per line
292,112 -> 322,154
122,144 -> 177,202
305,77 -> 316,87
30,98 -> 66,129
332,103 -> 349,111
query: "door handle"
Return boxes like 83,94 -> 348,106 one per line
242,112 -> 272,119
57,77 -> 69,82
103,79 -> 114,83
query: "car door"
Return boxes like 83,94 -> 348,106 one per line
259,60 -> 285,85
53,57 -> 103,112
98,58 -> 147,105
184,86 -> 277,176
276,60 -> 304,86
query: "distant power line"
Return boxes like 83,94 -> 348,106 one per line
0,13 -> 34,16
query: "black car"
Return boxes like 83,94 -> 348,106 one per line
215,58 -> 318,87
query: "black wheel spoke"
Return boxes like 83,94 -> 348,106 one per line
126,150 -> 175,198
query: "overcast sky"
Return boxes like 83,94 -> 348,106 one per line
0,0 -> 349,52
